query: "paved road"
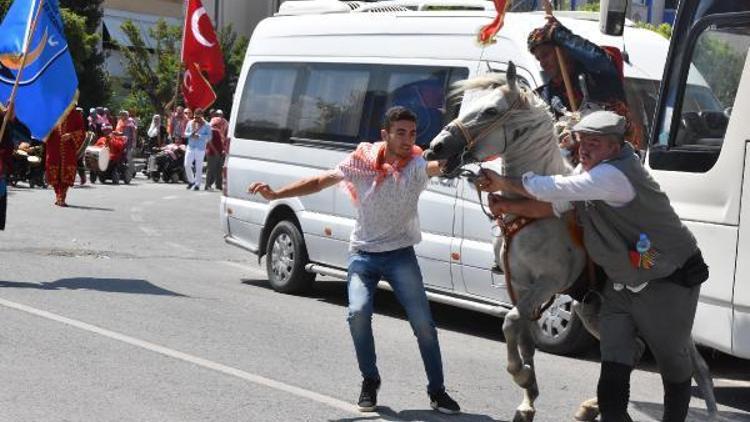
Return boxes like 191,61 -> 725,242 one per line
1,177 -> 748,421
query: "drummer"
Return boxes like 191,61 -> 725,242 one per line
95,125 -> 127,166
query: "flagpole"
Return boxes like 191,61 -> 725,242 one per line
543,0 -> 577,112
168,0 -> 188,115
0,0 -> 47,143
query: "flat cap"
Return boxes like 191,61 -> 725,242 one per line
572,111 -> 626,137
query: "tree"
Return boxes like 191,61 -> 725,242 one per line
0,0 -> 111,109
60,0 -> 110,109
117,18 -> 182,120
213,24 -> 249,117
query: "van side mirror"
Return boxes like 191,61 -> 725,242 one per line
600,0 -> 627,36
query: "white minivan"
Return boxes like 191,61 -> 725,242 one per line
220,0 -> 671,354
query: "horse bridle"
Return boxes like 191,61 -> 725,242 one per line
443,94 -> 525,219
448,94 -> 524,165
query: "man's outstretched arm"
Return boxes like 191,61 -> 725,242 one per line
248,170 -> 344,201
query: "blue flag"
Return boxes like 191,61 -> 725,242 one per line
0,0 -> 78,141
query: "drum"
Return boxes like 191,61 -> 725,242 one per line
84,146 -> 110,172
27,156 -> 41,164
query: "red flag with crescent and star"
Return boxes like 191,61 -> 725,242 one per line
478,0 -> 509,45
182,0 -> 224,84
182,62 -> 217,110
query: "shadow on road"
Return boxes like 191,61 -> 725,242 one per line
0,277 -> 187,297
64,204 -> 115,211
328,405 -> 506,422
631,400 -> 750,422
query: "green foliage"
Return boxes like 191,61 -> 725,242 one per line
0,0 -> 111,109
579,2 -> 600,12
692,32 -> 745,108
213,24 -> 249,116
634,21 -> 672,39
117,18 -> 182,120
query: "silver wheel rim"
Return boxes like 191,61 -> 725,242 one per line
536,294 -> 573,339
270,233 -> 295,283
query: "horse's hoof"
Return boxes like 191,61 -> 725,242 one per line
512,364 -> 534,388
512,408 -> 535,422
574,397 -> 599,421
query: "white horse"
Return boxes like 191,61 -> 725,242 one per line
423,62 -> 717,421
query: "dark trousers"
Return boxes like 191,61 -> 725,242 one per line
205,154 -> 223,189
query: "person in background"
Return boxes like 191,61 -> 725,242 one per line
45,108 -> 86,206
204,117 -> 225,191
116,110 -> 137,180
183,108 -> 211,191
147,114 -> 167,149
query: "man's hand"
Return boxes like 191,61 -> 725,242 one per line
248,182 -> 278,200
488,193 -> 511,217
475,168 -> 503,192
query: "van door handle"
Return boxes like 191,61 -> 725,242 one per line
438,178 -> 457,188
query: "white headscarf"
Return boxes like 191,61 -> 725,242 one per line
147,114 -> 161,138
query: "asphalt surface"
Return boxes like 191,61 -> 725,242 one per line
0,175 -> 748,421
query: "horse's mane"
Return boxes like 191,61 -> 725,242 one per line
449,74 -> 551,120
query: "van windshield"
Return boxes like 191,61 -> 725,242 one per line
623,77 -> 660,143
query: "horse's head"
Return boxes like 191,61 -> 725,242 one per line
424,62 -> 526,177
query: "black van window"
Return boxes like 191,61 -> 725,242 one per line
235,64 -> 298,142
292,65 -> 371,143
650,21 -> 750,172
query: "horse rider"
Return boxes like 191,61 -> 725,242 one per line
476,111 -> 708,422
527,15 -> 643,153
247,106 -> 461,415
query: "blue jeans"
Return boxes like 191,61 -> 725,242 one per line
346,246 -> 445,394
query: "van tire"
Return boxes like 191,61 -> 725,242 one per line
265,220 -> 315,294
530,294 -> 595,355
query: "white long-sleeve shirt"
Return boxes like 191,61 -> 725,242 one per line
521,163 -> 646,292
522,163 -> 635,217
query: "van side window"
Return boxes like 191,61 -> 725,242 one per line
650,21 -> 750,173
235,63 -> 467,148
235,64 -> 298,142
293,65 -> 372,143
386,68 -> 468,147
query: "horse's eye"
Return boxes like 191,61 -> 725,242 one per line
482,108 -> 499,117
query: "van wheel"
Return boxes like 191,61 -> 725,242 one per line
265,220 -> 315,294
530,294 -> 595,355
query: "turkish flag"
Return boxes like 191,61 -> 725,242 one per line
182,0 -> 225,84
182,62 -> 217,110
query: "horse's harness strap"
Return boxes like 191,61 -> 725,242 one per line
497,215 -> 535,308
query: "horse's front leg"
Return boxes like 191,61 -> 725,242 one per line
512,319 -> 539,422
503,307 -> 532,385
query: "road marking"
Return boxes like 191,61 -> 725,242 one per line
0,297 -> 400,420
163,195 -> 178,200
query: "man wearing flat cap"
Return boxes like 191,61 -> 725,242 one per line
476,111 -> 708,422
